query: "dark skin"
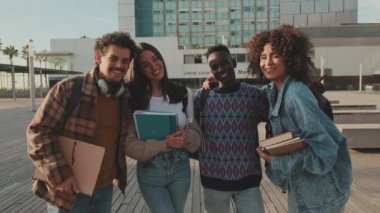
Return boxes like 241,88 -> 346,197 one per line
207,51 -> 238,89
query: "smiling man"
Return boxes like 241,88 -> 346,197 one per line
27,32 -> 137,213
194,44 -> 268,213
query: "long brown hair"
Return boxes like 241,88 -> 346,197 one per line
128,42 -> 186,111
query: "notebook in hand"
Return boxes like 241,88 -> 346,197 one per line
133,110 -> 177,141
33,136 -> 105,196
260,132 -> 307,156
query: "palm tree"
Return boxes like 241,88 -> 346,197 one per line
21,44 -> 30,89
49,56 -> 65,70
2,45 -> 19,100
35,53 -> 45,97
41,49 -> 48,68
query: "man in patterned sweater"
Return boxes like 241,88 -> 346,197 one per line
194,44 -> 268,213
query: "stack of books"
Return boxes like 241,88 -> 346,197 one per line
260,132 -> 307,156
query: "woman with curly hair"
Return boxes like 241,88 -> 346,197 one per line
248,25 -> 352,212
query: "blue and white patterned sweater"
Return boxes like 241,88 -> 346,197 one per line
194,82 -> 268,191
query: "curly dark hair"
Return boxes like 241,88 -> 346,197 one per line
94,31 -> 137,57
128,42 -> 186,111
247,25 -> 315,84
206,44 -> 231,59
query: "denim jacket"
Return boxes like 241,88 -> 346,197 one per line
264,75 -> 352,212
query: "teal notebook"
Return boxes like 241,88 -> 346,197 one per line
133,110 -> 177,141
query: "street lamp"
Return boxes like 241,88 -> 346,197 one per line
29,39 -> 36,112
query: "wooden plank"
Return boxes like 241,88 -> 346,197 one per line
332,104 -> 377,110
190,159 -> 202,213
1,105 -> 380,213
261,174 -> 287,213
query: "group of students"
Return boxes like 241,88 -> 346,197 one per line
27,24 -> 352,213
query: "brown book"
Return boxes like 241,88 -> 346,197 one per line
260,132 -> 307,156
33,136 -> 105,196
262,138 -> 307,156
260,132 -> 294,147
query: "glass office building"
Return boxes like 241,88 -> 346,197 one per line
118,0 -> 357,48
123,0 -> 280,48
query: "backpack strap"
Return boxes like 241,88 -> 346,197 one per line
194,89 -> 209,125
63,75 -> 84,122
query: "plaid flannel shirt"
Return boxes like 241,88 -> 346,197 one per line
27,68 -> 132,210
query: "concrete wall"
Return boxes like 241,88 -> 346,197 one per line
50,37 -> 380,78
315,45 -> 380,76
50,38 -> 96,72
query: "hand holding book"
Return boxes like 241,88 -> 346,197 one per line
165,129 -> 186,149
259,132 -> 307,156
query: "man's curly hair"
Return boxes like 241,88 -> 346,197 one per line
247,25 -> 315,84
94,31 -> 137,57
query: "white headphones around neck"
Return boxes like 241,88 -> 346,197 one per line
97,78 -> 125,98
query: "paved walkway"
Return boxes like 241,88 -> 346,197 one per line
0,91 -> 380,212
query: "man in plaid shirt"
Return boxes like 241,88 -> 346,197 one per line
27,32 -> 137,212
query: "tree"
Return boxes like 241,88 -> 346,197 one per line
49,56 -> 65,70
35,52 -> 45,97
38,49 -> 48,68
21,44 -> 29,62
21,44 -> 30,89
2,45 -> 19,100
0,39 -> 2,50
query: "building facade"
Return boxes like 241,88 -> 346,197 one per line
118,0 -> 357,48
47,0 -> 380,90
280,0 -> 357,27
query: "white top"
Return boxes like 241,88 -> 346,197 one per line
148,88 -> 194,129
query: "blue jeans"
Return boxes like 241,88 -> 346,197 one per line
288,192 -> 346,213
47,185 -> 113,213
137,150 -> 191,213
203,186 -> 264,213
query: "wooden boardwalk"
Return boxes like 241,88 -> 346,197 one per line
0,102 -> 380,212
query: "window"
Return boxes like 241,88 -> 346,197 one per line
184,54 -> 203,64
166,10 -> 175,14
184,55 -> 194,64
237,54 -> 246,62
257,6 -> 265,12
194,54 -> 202,64
244,6 -> 252,12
